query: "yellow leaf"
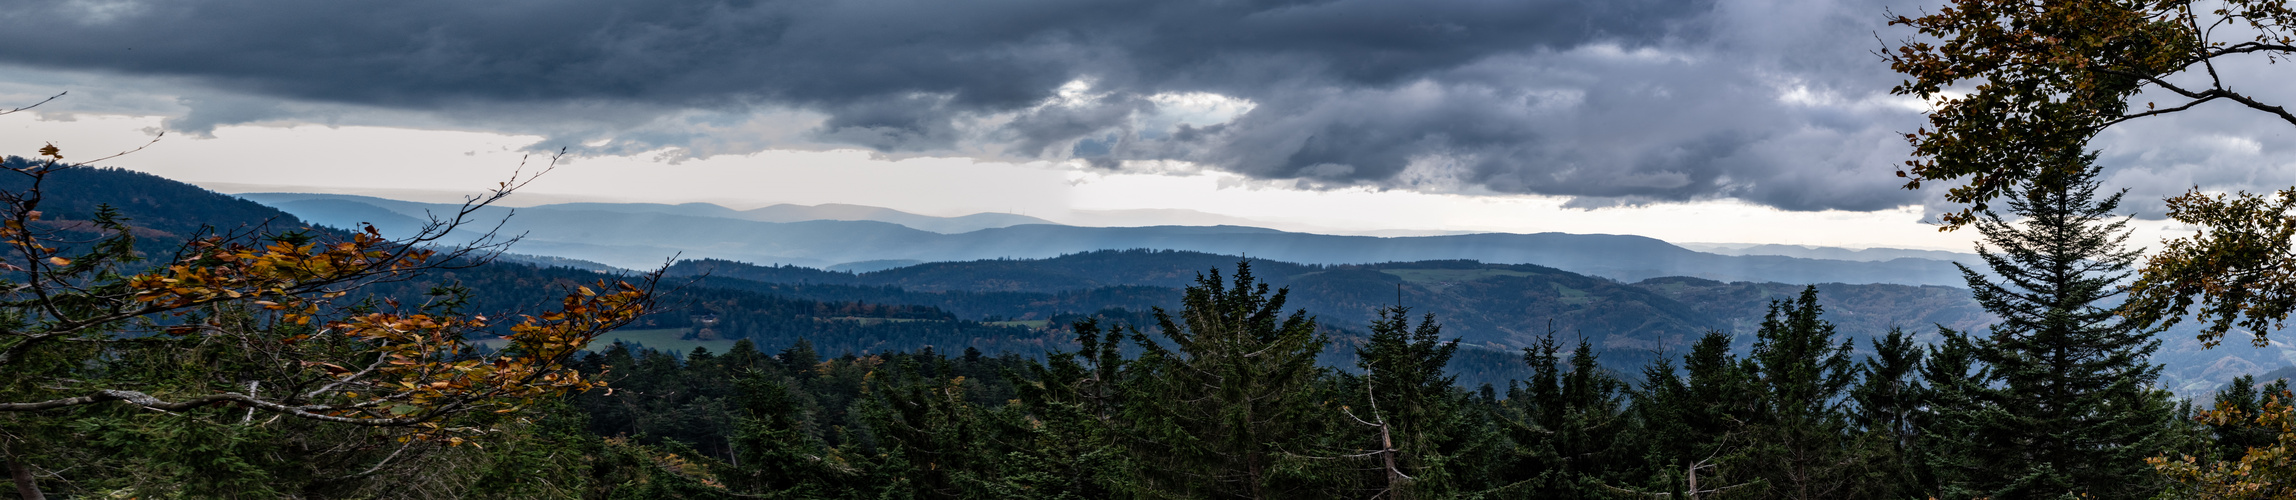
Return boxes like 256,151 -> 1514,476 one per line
47,256 -> 69,266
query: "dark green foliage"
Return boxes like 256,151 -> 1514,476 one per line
30,286 -> 2205,500
2206,375 -> 2291,460
1121,262 -> 1338,498
1479,333 -> 1629,498
1851,327 -> 1927,497
9,166 -> 2257,499
1741,287 -> 1869,500
1854,328 -> 1927,441
1351,306 -> 1461,496
1614,331 -> 1764,499
1932,160 -> 2183,499
0,161 -> 307,239
1918,326 -> 1988,497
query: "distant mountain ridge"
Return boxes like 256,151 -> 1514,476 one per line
242,193 -> 1977,287
24,167 -> 2287,398
1681,242 -> 1981,264
666,250 -> 2282,396
523,201 -> 1055,234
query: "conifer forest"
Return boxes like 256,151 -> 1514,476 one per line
10,0 -> 2296,498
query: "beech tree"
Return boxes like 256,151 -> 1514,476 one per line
0,139 -> 657,498
1888,0 -> 2293,226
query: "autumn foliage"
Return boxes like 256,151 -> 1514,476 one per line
0,139 -> 659,494
2151,389 -> 2296,499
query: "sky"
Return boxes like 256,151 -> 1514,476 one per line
2,0 -> 2290,251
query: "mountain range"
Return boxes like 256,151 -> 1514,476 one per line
1679,242 -> 1981,264
240,193 -> 1979,286
26,166 -> 2286,397
657,251 -> 2282,396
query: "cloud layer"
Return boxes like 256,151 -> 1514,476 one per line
10,0 -> 2276,215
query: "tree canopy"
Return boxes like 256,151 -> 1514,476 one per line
0,141 -> 658,498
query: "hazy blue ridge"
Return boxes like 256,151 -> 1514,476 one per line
247,193 -> 1971,286
41,176 -> 2267,397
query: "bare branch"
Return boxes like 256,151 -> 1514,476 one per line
0,92 -> 64,117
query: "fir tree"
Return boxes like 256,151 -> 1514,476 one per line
1943,159 -> 2179,499
724,373 -> 853,497
781,339 -> 822,379
1006,317 -> 1136,498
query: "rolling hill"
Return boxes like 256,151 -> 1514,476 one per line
242,193 -> 1975,286
32,164 -> 2287,396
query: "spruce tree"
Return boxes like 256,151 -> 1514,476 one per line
781,338 -> 822,379
1351,305 -> 1462,498
1743,286 -> 1866,500
1918,327 -> 1989,497
1121,262 -> 1332,499
1850,327 -> 1927,497
725,373 -> 853,496
1612,331 -> 1763,499
1488,333 -> 1627,499
1942,159 -> 2179,499
1006,317 -> 1135,498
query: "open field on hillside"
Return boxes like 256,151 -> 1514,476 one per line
477,328 -> 742,354
1378,268 -> 1536,283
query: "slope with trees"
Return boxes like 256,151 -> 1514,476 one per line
0,143 -> 659,498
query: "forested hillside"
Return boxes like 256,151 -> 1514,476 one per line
20,165 -> 2283,394
5,161 -> 2289,498
0,159 -> 306,238
664,251 -> 2278,394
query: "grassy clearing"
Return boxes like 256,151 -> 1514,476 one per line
819,317 -> 929,326
475,327 -> 743,355
986,319 -> 1051,329
1379,268 -> 1536,283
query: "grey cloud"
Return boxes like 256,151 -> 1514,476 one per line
3,0 -> 1992,212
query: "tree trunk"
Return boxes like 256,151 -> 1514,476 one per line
2,451 -> 41,500
1379,422 -> 1402,498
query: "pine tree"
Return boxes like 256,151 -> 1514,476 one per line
1942,159 -> 2179,499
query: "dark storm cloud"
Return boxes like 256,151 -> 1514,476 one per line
0,0 -> 1953,211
